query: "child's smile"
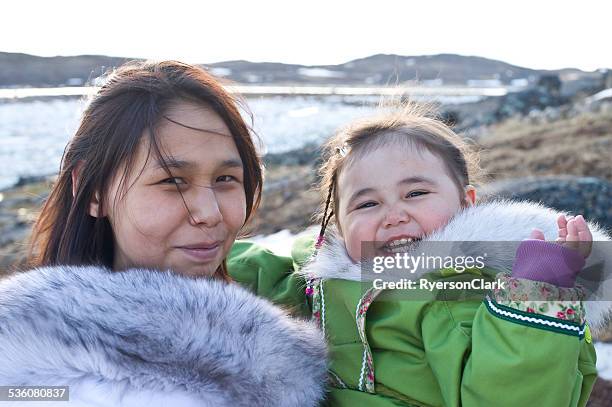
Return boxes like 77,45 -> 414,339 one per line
381,236 -> 422,254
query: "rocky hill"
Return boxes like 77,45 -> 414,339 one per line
0,51 -> 604,88
210,53 -> 541,85
0,52 -> 130,87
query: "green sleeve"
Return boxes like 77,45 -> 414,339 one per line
421,298 -> 597,407
227,240 -> 311,317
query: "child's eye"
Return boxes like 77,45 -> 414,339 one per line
406,191 -> 428,198
356,201 -> 378,210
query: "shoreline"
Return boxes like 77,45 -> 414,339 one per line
0,84 -> 513,101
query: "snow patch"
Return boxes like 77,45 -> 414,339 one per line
587,88 -> 612,103
210,67 -> 232,77
595,342 -> 612,380
247,227 -> 317,257
298,68 -> 346,79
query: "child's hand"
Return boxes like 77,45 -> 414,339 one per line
556,214 -> 593,258
529,214 -> 592,259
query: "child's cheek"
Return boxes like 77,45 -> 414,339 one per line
346,243 -> 361,263
346,217 -> 376,263
423,211 -> 456,235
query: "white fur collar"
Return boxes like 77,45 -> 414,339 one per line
0,266 -> 327,406
301,200 -> 612,329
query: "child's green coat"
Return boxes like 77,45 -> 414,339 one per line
227,201 -> 610,406
228,237 -> 597,407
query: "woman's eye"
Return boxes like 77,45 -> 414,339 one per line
406,191 -> 428,198
356,201 -> 377,210
160,177 -> 186,185
216,175 -> 238,183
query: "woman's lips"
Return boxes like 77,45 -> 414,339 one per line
178,242 -> 222,262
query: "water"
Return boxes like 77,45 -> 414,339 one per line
0,99 -> 83,190
0,94 -> 481,190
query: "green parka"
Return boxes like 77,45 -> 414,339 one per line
228,201 -> 607,406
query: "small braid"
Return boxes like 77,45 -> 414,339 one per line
316,175 -> 335,248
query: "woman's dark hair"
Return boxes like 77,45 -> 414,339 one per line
28,60 -> 263,280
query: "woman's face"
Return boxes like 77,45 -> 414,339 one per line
101,101 -> 247,277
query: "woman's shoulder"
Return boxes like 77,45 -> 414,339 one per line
228,239 -> 296,270
291,234 -> 317,269
228,237 -> 316,314
229,234 -> 317,269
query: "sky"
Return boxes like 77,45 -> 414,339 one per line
2,0 -> 610,71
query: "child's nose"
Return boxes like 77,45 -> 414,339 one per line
383,207 -> 410,227
187,186 -> 223,227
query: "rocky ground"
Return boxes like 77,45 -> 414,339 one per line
478,106 -> 612,182
0,177 -> 51,272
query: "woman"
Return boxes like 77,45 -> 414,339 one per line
0,61 -> 327,406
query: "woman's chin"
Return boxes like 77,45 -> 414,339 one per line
172,263 -> 220,278
168,244 -> 228,277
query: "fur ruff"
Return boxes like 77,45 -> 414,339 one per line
0,266 -> 328,406
301,200 -> 612,329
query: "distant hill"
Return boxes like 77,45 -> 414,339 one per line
0,51 -> 600,87
209,54 -> 541,86
0,52 -> 133,87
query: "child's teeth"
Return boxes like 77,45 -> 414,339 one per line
389,238 -> 413,247
385,237 -> 419,251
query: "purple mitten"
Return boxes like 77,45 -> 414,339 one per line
512,239 -> 585,288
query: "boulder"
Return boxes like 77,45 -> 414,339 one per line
481,176 -> 612,232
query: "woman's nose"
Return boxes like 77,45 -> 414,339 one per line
187,186 -> 223,227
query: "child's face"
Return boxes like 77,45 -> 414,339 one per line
337,143 -> 475,262
100,101 -> 247,277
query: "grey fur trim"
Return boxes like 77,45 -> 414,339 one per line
301,200 -> 612,329
0,266 -> 328,406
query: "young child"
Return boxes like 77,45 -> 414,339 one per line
292,104 -> 612,406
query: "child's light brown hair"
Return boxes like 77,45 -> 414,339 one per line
315,102 -> 484,241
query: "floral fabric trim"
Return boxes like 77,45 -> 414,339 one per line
355,286 -> 382,394
491,273 -> 586,325
328,370 -> 348,389
306,277 -> 324,333
307,277 -> 381,393
485,295 -> 586,338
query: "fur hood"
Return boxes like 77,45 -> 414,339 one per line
301,200 -> 612,329
0,266 -> 328,406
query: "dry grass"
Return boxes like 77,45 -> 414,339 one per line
478,111 -> 612,182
